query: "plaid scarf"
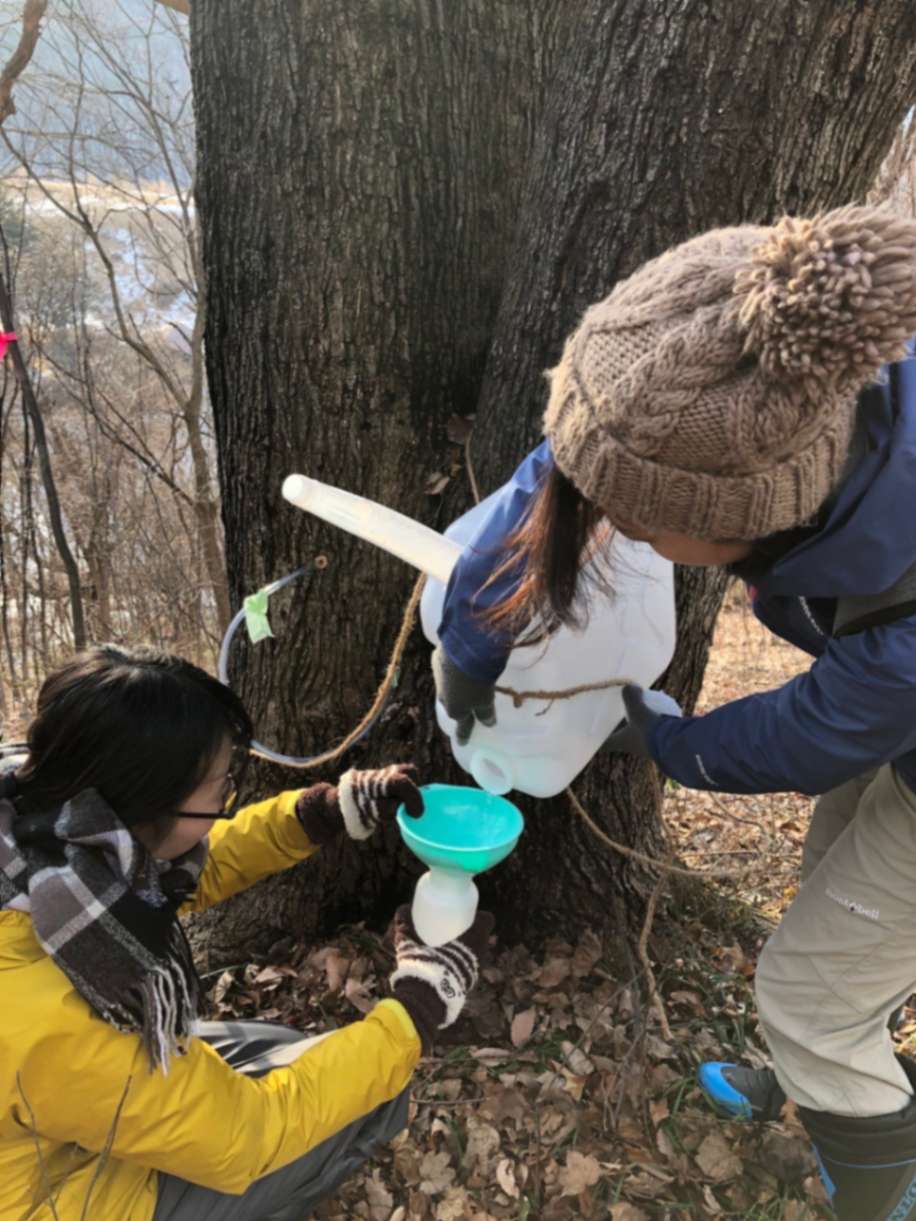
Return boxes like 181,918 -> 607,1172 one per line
0,769 -> 206,1071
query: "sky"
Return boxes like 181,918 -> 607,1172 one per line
0,0 -> 191,183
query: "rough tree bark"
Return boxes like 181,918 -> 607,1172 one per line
190,0 -> 916,963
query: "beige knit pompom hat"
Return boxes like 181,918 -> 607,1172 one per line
544,206 -> 916,541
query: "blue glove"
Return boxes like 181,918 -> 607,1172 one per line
606,685 -> 683,759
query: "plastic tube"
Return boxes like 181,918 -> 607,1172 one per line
282,474 -> 463,582
217,566 -> 392,767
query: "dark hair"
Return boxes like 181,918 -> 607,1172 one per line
15,645 -> 253,823
483,464 -> 610,640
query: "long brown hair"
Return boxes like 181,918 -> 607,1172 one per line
482,464 -> 611,642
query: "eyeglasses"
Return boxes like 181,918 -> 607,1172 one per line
175,745 -> 248,821
178,775 -> 238,821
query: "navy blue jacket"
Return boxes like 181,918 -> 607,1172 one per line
438,352 -> 916,797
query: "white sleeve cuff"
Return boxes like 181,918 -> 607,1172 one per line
337,769 -> 373,840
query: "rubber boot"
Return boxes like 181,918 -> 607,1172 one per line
799,1058 -> 916,1220
698,1061 -> 786,1122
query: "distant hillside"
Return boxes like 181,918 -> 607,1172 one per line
0,0 -> 190,185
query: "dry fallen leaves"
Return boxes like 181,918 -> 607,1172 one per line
434,1186 -> 473,1219
571,929 -> 603,978
558,1150 -> 602,1197
343,975 -> 375,1014
510,1007 -> 536,1047
418,1150 -> 456,1196
695,1130 -> 744,1183
495,1157 -> 520,1199
464,1116 -> 501,1177
364,1169 -> 393,1221
323,948 -> 349,992
610,1205 -> 650,1221
537,955 -> 572,988
760,1128 -> 817,1183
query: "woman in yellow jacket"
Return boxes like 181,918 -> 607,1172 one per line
0,645 -> 491,1221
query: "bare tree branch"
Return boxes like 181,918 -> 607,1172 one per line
0,0 -> 48,126
0,259 -> 87,648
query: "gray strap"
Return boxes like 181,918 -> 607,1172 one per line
834,562 -> 916,636
830,392 -> 916,636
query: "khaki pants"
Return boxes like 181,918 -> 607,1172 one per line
756,764 -> 916,1117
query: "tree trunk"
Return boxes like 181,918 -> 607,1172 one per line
190,0 -> 916,964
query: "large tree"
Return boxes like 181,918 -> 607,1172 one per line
188,0 -> 916,963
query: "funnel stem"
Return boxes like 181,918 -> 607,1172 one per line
412,869 -> 479,947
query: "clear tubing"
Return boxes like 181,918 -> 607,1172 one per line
217,566 -> 392,768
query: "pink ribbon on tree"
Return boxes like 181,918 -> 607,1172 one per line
0,332 -> 17,359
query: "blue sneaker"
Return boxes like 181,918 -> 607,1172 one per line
698,1062 -> 786,1122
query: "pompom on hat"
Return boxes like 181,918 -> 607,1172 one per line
544,206 -> 916,541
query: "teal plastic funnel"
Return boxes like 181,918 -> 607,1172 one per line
397,784 -> 523,946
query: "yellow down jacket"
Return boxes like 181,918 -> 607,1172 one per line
0,789 -> 420,1220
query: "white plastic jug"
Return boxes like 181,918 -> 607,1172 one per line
420,489 -> 675,796
282,474 -> 676,798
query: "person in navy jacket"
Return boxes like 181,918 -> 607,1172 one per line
433,205 -> 916,1220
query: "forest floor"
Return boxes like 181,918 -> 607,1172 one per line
202,588 -> 912,1220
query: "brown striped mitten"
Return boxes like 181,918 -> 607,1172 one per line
389,905 -> 495,1052
296,764 -> 423,846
